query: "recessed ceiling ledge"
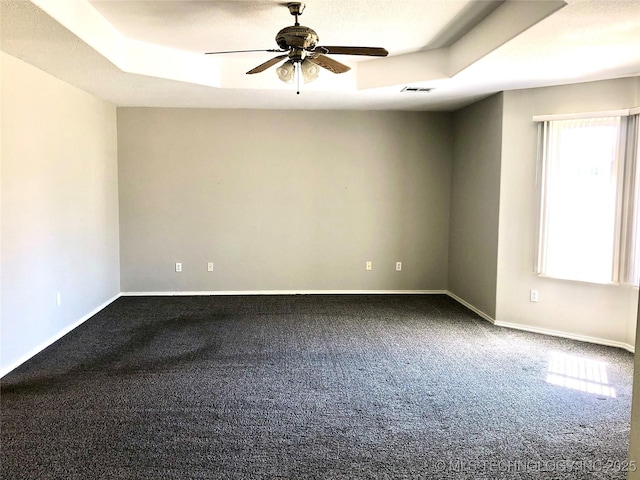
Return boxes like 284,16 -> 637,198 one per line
357,0 -> 567,90
358,49 -> 450,90
28,0 -> 222,88
449,0 -> 567,75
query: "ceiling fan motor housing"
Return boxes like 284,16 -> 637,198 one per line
276,26 -> 318,50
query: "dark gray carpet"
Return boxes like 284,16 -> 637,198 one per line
1,294 -> 635,479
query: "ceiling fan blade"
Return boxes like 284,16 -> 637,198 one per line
308,54 -> 351,74
246,54 -> 289,74
205,49 -> 285,55
315,46 -> 389,57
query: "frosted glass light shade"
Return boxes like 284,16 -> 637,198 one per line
300,60 -> 319,83
276,61 -> 295,83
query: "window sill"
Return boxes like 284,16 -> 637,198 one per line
536,273 -> 621,287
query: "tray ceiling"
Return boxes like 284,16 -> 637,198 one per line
1,0 -> 638,110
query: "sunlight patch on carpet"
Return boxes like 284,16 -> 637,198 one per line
546,351 -> 616,398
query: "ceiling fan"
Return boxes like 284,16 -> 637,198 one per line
205,2 -> 389,93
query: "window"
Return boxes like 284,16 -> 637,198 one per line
536,111 -> 640,285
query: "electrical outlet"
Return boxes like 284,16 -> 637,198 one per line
396,262 -> 402,271
530,289 -> 539,302
366,261 -> 372,271
207,262 -> 214,272
175,262 -> 182,272
56,292 -> 61,306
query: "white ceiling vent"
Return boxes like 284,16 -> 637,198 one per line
401,87 -> 433,93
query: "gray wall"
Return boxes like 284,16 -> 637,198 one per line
1,53 -> 120,372
117,108 -> 452,292
498,78 -> 640,348
448,93 -> 503,318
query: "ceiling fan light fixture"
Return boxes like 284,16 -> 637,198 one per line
300,59 -> 319,83
276,60 -> 295,83
205,2 -> 388,94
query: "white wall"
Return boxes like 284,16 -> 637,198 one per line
449,93 -> 503,319
497,77 -> 640,350
0,52 -> 120,373
117,108 -> 452,293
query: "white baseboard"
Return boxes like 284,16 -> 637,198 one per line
445,291 -> 634,353
493,320 -> 635,353
0,293 -> 122,378
121,290 -> 447,296
4,290 -> 632,378
445,291 -> 495,323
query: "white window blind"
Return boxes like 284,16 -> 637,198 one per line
535,110 -> 640,286
620,115 -> 640,286
537,117 -> 625,284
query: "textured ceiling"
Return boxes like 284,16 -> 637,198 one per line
1,0 -> 639,111
88,0 -> 474,55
